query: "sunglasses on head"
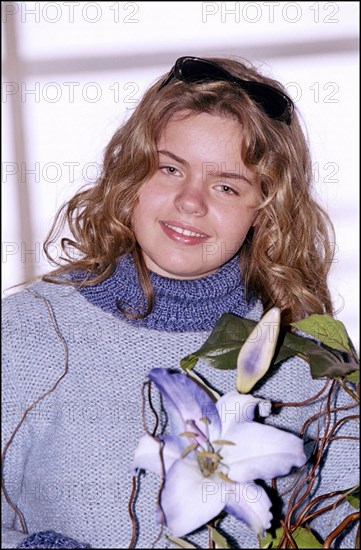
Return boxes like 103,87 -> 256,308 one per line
158,56 -> 294,125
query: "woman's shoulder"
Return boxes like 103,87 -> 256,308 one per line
2,278 -> 82,317
2,280 -> 91,351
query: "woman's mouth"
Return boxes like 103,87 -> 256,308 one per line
160,221 -> 210,245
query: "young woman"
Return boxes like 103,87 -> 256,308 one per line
2,56 -> 358,549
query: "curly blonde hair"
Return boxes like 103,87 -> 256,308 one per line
43,56 -> 335,325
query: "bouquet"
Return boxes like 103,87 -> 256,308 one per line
131,310 -> 360,548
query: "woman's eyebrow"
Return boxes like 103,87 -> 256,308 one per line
217,171 -> 252,184
158,149 -> 189,167
158,150 -> 252,185
204,165 -> 252,185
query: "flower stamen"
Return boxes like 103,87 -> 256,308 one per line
181,442 -> 199,458
197,451 -> 221,477
212,439 -> 236,446
185,419 -> 209,451
218,471 -> 238,484
197,451 -> 222,461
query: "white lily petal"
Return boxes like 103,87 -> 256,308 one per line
224,481 -> 273,536
236,308 -> 281,393
149,368 -> 222,441
161,459 -> 225,537
131,434 -> 181,476
216,391 -> 267,436
221,422 -> 307,483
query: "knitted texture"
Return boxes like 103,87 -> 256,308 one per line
16,530 -> 91,548
74,253 -> 255,332
2,280 -> 359,549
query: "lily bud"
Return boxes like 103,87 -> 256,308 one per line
236,307 -> 281,393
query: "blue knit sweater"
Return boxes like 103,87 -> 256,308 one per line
2,255 -> 359,548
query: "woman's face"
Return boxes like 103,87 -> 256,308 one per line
132,112 -> 260,280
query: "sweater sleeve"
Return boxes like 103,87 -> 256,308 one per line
1,322 -> 32,549
1,290 -> 91,549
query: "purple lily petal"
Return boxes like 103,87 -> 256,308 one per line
131,434 -> 182,476
160,459 -> 225,537
149,368 -> 221,441
221,422 -> 307,483
224,480 -> 273,536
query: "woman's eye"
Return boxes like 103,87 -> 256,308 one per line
217,184 -> 238,195
160,166 -> 181,176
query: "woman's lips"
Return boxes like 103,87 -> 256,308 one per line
160,221 -> 210,245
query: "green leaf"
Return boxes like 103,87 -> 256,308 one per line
180,313 -> 359,381
167,535 -> 197,548
291,314 -> 353,355
346,370 -> 360,383
181,353 -> 200,371
346,487 -> 360,509
209,527 -> 231,548
305,351 -> 359,379
259,527 -> 284,548
293,527 -> 323,548
347,495 -> 360,509
180,314 -> 257,373
259,526 -> 323,548
279,332 -> 357,379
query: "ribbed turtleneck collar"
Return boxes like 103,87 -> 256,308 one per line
75,253 -> 255,332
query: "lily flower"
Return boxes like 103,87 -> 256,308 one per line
132,368 -> 307,538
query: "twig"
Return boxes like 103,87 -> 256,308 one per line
273,379 -> 330,409
207,520 -> 216,549
281,380 -> 337,542
324,414 -> 360,440
141,381 -> 159,436
280,519 -> 297,549
292,489 -> 349,529
152,439 -> 166,548
335,377 -> 360,404
323,512 -> 360,548
300,403 -> 358,437
127,475 -> 138,548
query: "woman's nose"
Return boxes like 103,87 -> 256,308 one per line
174,181 -> 207,217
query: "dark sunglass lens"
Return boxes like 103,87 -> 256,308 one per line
163,57 -> 293,123
243,82 -> 291,122
178,58 -> 230,83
